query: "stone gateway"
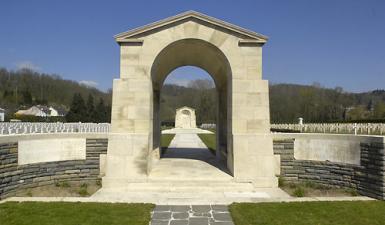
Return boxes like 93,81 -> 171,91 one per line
104,11 -> 277,188
175,106 -> 197,129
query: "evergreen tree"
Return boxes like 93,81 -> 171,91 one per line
22,89 -> 33,105
66,93 -> 87,122
106,104 -> 112,123
95,98 -> 107,123
86,94 -> 96,122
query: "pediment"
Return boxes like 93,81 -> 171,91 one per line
115,11 -> 268,44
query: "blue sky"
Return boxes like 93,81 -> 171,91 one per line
0,0 -> 384,93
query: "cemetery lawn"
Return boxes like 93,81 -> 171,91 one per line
161,134 -> 175,154
161,134 -> 175,148
0,202 -> 154,225
198,133 -> 216,155
230,201 -> 385,225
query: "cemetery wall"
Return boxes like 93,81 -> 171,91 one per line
272,134 -> 385,200
0,133 -> 108,200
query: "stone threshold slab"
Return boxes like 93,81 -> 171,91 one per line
0,196 -> 375,205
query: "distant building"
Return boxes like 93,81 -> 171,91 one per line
15,105 -> 67,117
16,106 -> 47,117
0,108 -> 5,122
49,106 -> 67,117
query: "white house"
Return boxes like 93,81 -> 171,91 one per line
15,105 -> 66,117
49,107 -> 59,116
16,106 -> 48,117
0,108 -> 5,122
49,107 -> 66,117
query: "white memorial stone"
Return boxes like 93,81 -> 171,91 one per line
175,106 -> 197,129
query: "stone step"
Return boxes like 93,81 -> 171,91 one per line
101,179 -> 256,192
147,177 -> 233,182
90,187 -> 290,204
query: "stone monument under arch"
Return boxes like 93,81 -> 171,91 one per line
175,106 -> 196,129
104,11 -> 277,188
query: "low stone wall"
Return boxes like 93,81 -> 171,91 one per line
0,136 -> 107,200
273,136 -> 385,200
2,132 -> 384,201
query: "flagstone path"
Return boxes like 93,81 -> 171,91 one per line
151,205 -> 234,225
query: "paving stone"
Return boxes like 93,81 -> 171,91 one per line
151,205 -> 234,225
192,212 -> 211,217
213,213 -> 232,221
154,205 -> 171,212
170,220 -> 189,225
210,222 -> 235,225
152,212 -> 172,220
211,205 -> 228,212
151,220 -> 169,225
172,212 -> 189,219
192,205 -> 211,213
189,217 -> 209,225
171,205 -> 190,212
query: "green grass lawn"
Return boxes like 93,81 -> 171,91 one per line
230,201 -> 385,225
161,134 -> 175,154
198,133 -> 216,155
0,202 -> 154,225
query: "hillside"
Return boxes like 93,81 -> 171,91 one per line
270,84 -> 385,123
1,67 -> 384,124
0,68 -> 111,113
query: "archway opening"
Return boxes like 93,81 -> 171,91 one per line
160,66 -> 217,129
161,66 -> 217,153
149,39 -> 233,180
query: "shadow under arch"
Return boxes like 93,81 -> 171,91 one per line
150,38 -> 233,174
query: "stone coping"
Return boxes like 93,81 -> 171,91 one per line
0,133 -> 108,143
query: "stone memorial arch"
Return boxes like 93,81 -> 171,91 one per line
104,11 -> 277,188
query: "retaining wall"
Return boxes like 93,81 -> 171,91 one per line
272,134 -> 385,200
0,134 -> 108,200
1,132 -> 384,200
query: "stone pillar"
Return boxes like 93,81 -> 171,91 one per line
231,46 -> 277,187
103,42 -> 153,187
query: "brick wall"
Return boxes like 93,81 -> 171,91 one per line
273,139 -> 385,200
0,139 -> 107,200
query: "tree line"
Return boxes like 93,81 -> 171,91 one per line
160,79 -> 217,125
160,81 -> 385,124
269,83 -> 385,123
0,67 -> 111,113
66,93 -> 111,123
1,67 -> 384,124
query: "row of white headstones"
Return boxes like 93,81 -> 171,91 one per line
1,122 -> 384,135
0,122 -> 110,135
271,123 -> 385,135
